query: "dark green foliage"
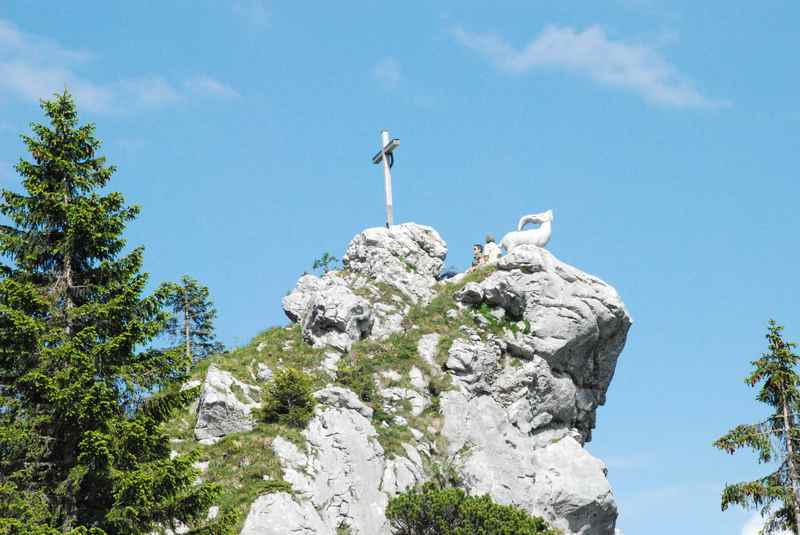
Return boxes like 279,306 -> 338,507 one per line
163,275 -> 224,364
261,368 -> 316,428
0,93 -> 221,533
337,355 -> 378,402
386,483 -> 558,535
713,321 -> 800,534
312,252 -> 339,274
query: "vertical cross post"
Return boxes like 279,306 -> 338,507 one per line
372,129 -> 400,228
380,130 -> 393,227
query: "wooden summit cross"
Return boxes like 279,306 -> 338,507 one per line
371,129 -> 400,228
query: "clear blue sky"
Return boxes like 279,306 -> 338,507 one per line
1,2 -> 798,533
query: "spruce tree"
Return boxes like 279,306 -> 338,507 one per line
163,275 -> 224,364
0,92 -> 221,534
714,321 -> 800,534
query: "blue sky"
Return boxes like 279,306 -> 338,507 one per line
1,2 -> 799,533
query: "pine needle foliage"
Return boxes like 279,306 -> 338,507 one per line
713,320 -> 800,535
0,92 -> 222,534
386,483 -> 558,535
261,367 -> 316,428
163,275 -> 224,364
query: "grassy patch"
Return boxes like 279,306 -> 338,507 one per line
186,324 -> 330,390
193,424 -> 302,533
229,383 -> 251,405
162,264 -> 503,527
336,266 -> 498,457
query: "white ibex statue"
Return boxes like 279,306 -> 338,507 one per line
500,209 -> 553,252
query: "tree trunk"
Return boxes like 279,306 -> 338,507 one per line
62,187 -> 74,336
184,291 -> 191,366
781,392 -> 800,535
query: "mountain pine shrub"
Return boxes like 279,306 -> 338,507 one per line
261,367 -> 316,428
386,483 -> 558,535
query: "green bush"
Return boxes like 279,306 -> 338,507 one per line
261,368 -> 316,428
386,483 -> 557,535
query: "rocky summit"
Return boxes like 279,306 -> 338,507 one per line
167,222 -> 631,535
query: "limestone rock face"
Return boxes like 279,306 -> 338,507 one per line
441,390 -> 615,535
261,388 -> 424,534
437,244 -> 630,534
241,492 -> 329,535
194,365 -> 260,443
282,223 -> 448,349
343,223 -> 447,304
210,226 -> 630,535
282,274 -> 373,351
454,244 -> 631,442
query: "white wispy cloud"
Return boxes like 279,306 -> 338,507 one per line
233,0 -> 270,29
452,25 -> 727,109
742,513 -> 791,535
0,19 -> 238,113
185,75 -> 240,99
373,57 -> 402,88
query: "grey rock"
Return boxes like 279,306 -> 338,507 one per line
441,390 -> 617,535
313,386 -> 374,418
380,387 -> 431,416
321,351 -> 341,377
272,402 -> 390,534
381,443 -> 425,496
417,333 -> 441,371
409,366 -> 428,390
194,366 -> 260,442
241,492 -> 330,535
343,223 -> 447,304
241,229 -> 630,535
283,274 -> 373,351
445,338 -> 502,390
370,303 -> 407,339
380,369 -> 402,382
455,282 -> 484,304
303,286 -> 372,351
282,274 -> 324,323
255,362 -> 273,382
467,244 -> 632,441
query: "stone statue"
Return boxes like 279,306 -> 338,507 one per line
500,209 -> 553,252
